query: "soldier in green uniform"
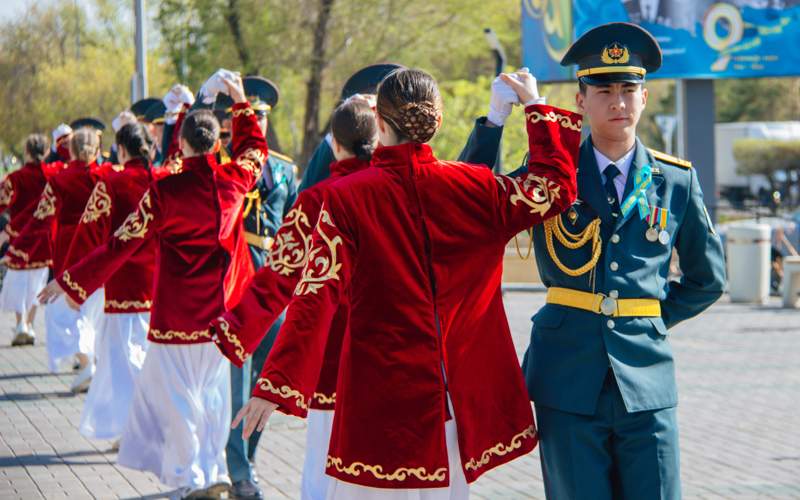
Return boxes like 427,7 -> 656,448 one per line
142,100 -> 167,166
511,22 -> 727,499
216,76 -> 298,500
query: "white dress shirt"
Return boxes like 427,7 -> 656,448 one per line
593,146 -> 636,202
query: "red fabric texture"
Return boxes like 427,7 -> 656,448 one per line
210,157 -> 368,410
62,158 -> 155,313
57,103 -> 266,345
252,104 -> 581,488
1,162 -> 49,269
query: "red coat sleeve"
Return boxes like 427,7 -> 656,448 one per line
0,176 -> 15,213
63,181 -> 113,271
57,186 -> 161,305
211,193 -> 320,366
492,104 -> 581,238
250,197 -> 355,417
216,102 -> 268,191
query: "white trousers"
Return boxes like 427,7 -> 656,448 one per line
117,342 -> 231,491
301,409 -> 335,500
79,312 -> 150,440
0,267 -> 48,316
44,289 -> 103,372
325,419 -> 470,500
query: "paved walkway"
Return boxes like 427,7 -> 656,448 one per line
0,292 -> 798,499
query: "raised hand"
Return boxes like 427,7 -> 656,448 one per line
221,74 -> 246,104
231,397 -> 279,440
500,68 -> 542,106
487,75 -> 520,127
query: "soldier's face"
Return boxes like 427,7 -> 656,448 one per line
576,82 -> 647,142
257,115 -> 268,136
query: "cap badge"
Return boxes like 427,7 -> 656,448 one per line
601,43 -> 630,65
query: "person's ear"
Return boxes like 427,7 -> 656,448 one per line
332,136 -> 342,154
575,92 -> 585,114
376,113 -> 387,134
641,87 -> 648,109
436,114 -> 443,128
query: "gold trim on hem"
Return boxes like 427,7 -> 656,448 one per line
149,328 -> 211,342
105,299 -> 152,310
464,425 -> 537,472
312,392 -> 336,406
214,318 -> 246,363
525,110 -> 582,132
326,457 -> 447,482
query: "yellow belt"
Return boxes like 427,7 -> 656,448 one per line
245,232 -> 274,250
546,287 -> 661,317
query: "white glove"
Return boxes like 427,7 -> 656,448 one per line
52,123 -> 73,143
198,69 -> 241,105
112,110 -> 137,133
487,76 -> 519,126
163,84 -> 195,124
507,67 -> 546,106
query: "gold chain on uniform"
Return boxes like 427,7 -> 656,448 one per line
542,215 -> 602,277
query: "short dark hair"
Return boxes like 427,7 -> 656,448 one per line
116,122 -> 154,164
180,110 -> 220,153
331,99 -> 377,162
578,80 -> 587,95
25,133 -> 49,162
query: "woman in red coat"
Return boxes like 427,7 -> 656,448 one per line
68,122 -> 158,443
0,134 -> 52,345
233,68 -> 581,499
12,128 -> 106,390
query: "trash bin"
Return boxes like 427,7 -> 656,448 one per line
726,223 -> 771,304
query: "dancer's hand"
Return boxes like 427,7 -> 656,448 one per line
222,74 -> 246,104
0,231 -> 9,246
232,397 -> 278,440
38,280 -> 65,305
500,68 -> 542,106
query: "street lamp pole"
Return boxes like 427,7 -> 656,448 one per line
133,0 -> 148,103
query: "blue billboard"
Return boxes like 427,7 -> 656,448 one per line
522,0 -> 800,82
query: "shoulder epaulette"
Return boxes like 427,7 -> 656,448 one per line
269,150 -> 295,164
648,148 -> 692,169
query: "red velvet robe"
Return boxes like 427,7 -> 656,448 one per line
63,158 -> 155,313
1,161 -> 49,269
57,103 -> 267,344
5,160 -> 67,269
8,160 -> 106,275
210,156 -> 369,410
252,104 -> 581,489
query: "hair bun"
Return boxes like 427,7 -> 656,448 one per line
397,101 -> 440,143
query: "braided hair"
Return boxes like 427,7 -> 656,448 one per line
376,68 -> 442,143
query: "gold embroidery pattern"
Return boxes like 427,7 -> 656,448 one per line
232,107 -> 255,118
294,208 -> 343,296
81,182 -> 112,223
497,173 -> 562,217
526,110 -> 582,132
34,184 -> 56,219
6,259 -> 50,270
149,328 -> 211,342
61,270 -> 88,301
464,425 -> 537,472
7,246 -> 30,262
105,299 -> 152,310
269,205 -> 313,276
236,148 -> 266,176
115,191 -> 154,241
313,392 -> 336,405
255,377 -> 309,410
326,457 -> 447,483
0,179 -> 13,206
214,318 -> 247,363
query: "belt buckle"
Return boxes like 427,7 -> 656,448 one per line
599,296 -> 617,316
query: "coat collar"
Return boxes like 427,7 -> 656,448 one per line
181,153 -> 217,174
329,157 -> 370,179
372,142 -> 436,172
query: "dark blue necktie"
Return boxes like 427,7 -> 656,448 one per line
603,163 -> 621,217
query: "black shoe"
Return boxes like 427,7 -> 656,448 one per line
230,479 -> 263,500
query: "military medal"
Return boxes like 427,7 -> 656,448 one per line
647,206 -> 671,245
